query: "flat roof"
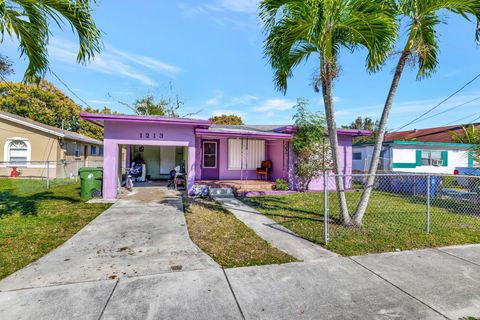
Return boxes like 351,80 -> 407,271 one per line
81,113 -> 371,139
80,113 -> 212,127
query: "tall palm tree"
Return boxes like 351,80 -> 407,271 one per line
353,0 -> 480,226
0,0 -> 101,82
260,0 -> 396,225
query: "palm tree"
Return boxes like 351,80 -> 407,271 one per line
353,0 -> 480,226
260,0 -> 396,225
0,0 -> 101,82
451,124 -> 480,162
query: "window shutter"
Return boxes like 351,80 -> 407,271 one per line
247,140 -> 265,169
468,151 -> 474,168
415,150 -> 422,166
441,151 -> 448,167
228,139 -> 243,169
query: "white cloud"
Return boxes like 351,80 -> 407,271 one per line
204,92 -> 258,107
48,39 -> 181,86
226,94 -> 259,106
88,99 -> 111,105
180,0 -> 259,15
206,97 -> 221,105
254,98 -> 296,112
107,47 -> 181,75
216,0 -> 259,13
204,90 -> 224,105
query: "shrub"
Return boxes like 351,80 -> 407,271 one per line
275,178 -> 289,191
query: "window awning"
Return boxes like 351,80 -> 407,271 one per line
195,128 -> 293,140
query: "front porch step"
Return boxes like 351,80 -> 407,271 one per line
208,187 -> 234,198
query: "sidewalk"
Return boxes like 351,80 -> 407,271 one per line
214,197 -> 337,261
2,244 -> 480,319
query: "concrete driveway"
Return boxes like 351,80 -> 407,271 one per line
1,188 -> 480,319
0,187 -> 218,291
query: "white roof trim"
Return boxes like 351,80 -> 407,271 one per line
0,113 -> 65,138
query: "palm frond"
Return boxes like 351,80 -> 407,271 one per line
260,0 -> 397,93
400,0 -> 480,79
0,0 -> 101,82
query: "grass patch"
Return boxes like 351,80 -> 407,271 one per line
243,191 -> 480,256
184,198 -> 296,268
0,179 -> 111,280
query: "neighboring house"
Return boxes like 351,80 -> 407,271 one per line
353,124 -> 478,174
81,113 -> 370,199
0,111 -> 103,178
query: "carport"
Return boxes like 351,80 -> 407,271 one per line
80,114 -> 211,199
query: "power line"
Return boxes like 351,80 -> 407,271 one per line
443,111 -> 480,126
393,72 -> 480,132
412,96 -> 480,124
48,67 -> 93,109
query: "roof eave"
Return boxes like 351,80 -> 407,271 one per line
80,113 -> 212,128
0,113 -> 65,138
195,128 -> 293,140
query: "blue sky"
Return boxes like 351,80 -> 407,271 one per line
2,0 -> 480,130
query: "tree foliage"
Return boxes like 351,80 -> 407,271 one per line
0,0 -> 101,82
292,99 -> 331,191
0,55 -> 13,78
209,114 -> 244,125
110,93 -> 193,118
132,95 -> 181,117
0,81 -> 113,140
343,116 -> 379,143
451,124 -> 480,163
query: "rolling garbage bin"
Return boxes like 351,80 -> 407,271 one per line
79,167 -> 103,199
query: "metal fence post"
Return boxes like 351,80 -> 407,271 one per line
46,161 -> 50,189
426,175 -> 431,234
323,170 -> 329,244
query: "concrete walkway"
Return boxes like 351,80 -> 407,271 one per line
0,187 -> 218,291
2,245 -> 480,319
214,197 -> 337,261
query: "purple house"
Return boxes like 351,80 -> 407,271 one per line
80,113 -> 369,199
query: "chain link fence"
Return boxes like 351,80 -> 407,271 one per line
0,160 -> 103,188
323,172 -> 480,245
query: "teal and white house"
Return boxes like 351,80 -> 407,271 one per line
353,140 -> 476,174
352,124 -> 478,174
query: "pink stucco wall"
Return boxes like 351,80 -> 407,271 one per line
195,137 -> 288,181
289,135 -> 353,191
102,121 -> 197,199
100,118 -> 356,198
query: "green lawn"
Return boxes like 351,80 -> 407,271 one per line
185,197 -> 296,268
0,179 -> 111,280
243,190 -> 480,256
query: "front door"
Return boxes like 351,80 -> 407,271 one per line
201,140 -> 219,180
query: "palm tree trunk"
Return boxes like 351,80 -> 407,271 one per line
321,60 -> 352,225
353,49 -> 410,226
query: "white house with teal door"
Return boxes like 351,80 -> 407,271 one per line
352,140 -> 477,174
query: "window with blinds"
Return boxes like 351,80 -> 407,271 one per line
8,140 -> 28,165
228,139 -> 265,170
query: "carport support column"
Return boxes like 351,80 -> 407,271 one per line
126,145 -> 131,168
188,145 -> 196,195
103,140 -> 119,199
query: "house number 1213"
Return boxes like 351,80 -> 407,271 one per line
139,133 -> 164,139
